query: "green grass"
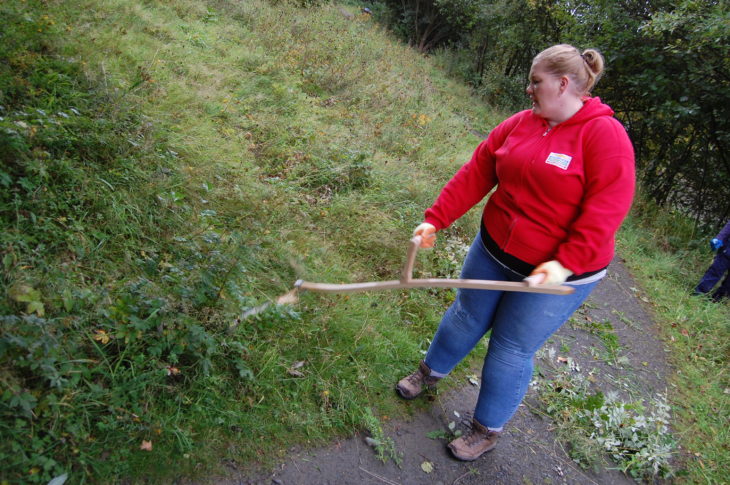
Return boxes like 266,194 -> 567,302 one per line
616,199 -> 729,484
569,315 -> 623,365
1,0 -> 492,483
1,0 -> 727,484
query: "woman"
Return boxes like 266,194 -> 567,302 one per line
396,44 -> 635,461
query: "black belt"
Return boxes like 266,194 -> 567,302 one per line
479,221 -> 606,281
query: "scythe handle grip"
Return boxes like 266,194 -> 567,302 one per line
401,235 -> 422,283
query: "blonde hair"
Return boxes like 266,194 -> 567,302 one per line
532,44 -> 605,95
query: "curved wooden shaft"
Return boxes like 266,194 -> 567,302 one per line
296,235 -> 575,296
401,235 -> 421,283
296,278 -> 573,295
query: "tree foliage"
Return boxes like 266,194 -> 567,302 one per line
637,0 -> 729,224
381,0 -> 482,52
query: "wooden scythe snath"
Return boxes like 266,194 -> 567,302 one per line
295,236 -> 575,296
229,236 -> 573,331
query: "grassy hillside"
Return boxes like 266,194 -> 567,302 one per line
1,0 -> 726,484
1,0 -> 496,482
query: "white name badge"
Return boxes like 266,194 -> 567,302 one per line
545,152 -> 572,170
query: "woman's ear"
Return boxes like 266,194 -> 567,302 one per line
559,76 -> 569,93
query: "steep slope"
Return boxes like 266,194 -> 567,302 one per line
1,0 -> 502,482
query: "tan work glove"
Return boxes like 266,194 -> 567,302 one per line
524,260 -> 573,286
413,222 -> 437,248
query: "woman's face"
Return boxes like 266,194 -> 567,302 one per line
526,64 -> 564,124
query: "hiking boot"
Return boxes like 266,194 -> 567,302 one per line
395,360 -> 440,400
447,419 -> 500,461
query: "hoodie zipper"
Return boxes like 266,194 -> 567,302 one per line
533,123 -> 555,162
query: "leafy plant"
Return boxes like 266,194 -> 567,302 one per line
426,416 -> 462,441
532,367 -> 676,479
362,407 -> 401,465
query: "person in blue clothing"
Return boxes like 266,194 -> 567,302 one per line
694,219 -> 730,302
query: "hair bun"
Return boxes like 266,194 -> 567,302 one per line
533,44 -> 605,95
581,49 -> 604,76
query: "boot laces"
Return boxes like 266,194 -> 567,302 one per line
463,427 -> 489,447
406,369 -> 424,385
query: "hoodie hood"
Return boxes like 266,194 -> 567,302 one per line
559,96 -> 615,126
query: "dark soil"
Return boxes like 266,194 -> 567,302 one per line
193,257 -> 672,485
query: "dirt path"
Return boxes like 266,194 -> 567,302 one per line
206,257 -> 671,485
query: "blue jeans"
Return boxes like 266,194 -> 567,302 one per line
424,232 -> 597,429
695,250 -> 730,301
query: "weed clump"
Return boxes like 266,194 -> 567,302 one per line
531,366 -> 676,479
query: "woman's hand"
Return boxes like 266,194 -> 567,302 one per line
413,223 -> 437,248
525,260 -> 573,286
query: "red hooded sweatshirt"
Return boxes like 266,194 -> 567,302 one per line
424,97 -> 635,275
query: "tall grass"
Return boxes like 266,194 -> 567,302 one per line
1,0 -> 494,482
617,195 -> 729,483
